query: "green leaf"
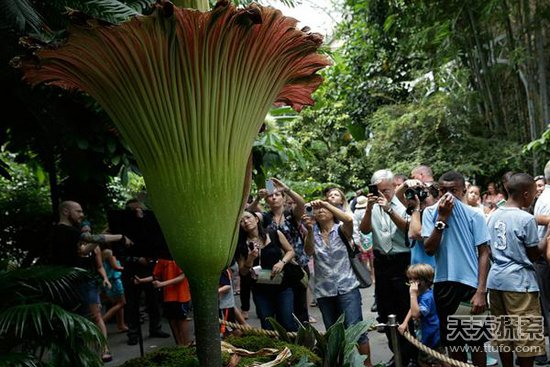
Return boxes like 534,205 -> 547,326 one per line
267,317 -> 290,342
383,14 -> 397,32
347,123 -> 366,141
325,315 -> 346,366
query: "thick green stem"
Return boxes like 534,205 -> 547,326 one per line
188,274 -> 222,367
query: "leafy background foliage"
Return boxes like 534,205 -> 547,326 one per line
0,0 -> 548,255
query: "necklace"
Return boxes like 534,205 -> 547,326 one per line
247,236 -> 265,248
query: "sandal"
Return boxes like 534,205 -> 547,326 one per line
101,351 -> 113,363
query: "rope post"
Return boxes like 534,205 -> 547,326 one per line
388,314 -> 403,367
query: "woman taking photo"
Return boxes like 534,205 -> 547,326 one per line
303,200 -> 372,367
237,210 -> 297,332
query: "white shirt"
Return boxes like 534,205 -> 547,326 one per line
534,185 -> 550,240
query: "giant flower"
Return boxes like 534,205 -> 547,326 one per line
17,1 -> 330,365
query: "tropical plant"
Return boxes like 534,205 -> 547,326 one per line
0,150 -> 52,267
0,266 -> 105,367
268,315 -> 370,367
15,2 -> 330,366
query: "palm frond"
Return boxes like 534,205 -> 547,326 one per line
0,353 -> 39,367
0,0 -> 47,33
59,0 -> 140,24
0,303 -> 104,354
0,266 -> 91,307
122,0 -> 156,12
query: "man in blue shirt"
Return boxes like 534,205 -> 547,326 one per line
422,171 -> 491,367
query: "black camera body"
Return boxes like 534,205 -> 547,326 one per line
405,187 -> 429,202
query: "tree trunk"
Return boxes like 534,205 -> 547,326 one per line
535,11 -> 548,136
465,5 -> 500,132
188,273 -> 222,367
45,149 -> 59,221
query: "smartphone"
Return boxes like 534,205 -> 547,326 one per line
247,241 -> 255,251
368,184 -> 379,197
266,179 -> 275,195
305,205 -> 314,217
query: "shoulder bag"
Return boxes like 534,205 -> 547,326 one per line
338,227 -> 372,288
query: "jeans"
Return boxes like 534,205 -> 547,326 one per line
291,265 -> 311,325
239,273 -> 254,312
252,285 -> 297,331
374,251 -> 417,362
317,287 -> 368,344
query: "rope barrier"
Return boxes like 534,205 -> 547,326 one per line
219,319 -> 298,338
219,319 -> 475,367
401,330 -> 474,367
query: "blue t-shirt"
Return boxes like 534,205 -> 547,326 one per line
417,289 -> 440,348
422,199 -> 491,288
487,207 -> 540,292
410,239 -> 436,267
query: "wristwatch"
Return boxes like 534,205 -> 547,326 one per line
435,221 -> 448,231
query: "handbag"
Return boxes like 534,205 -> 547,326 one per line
338,227 -> 372,288
283,261 -> 308,288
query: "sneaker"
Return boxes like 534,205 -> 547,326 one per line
486,355 -> 498,366
534,355 -> 549,365
149,330 -> 171,338
101,351 -> 113,363
370,302 -> 377,312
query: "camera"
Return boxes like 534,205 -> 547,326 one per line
305,205 -> 314,217
266,179 -> 275,195
368,184 -> 379,197
404,187 -> 429,202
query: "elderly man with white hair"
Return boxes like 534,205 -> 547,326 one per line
359,169 -> 415,367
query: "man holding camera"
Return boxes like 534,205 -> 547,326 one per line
394,177 -> 439,266
360,169 -> 416,367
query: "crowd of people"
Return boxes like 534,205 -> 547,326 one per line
46,160 -> 550,367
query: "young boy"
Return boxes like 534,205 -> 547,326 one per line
135,254 -> 192,346
487,173 -> 546,367
219,265 -> 239,338
399,263 -> 446,367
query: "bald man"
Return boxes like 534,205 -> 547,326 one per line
48,200 -> 133,362
48,201 -> 131,267
411,165 -> 434,184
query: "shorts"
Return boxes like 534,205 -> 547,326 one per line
359,249 -> 374,262
434,281 -> 489,347
163,301 -> 190,320
489,290 -> 546,357
104,278 -> 124,299
78,279 -> 100,306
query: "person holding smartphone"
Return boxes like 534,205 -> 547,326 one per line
247,178 -> 311,326
236,210 -> 297,331
359,169 -> 415,367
